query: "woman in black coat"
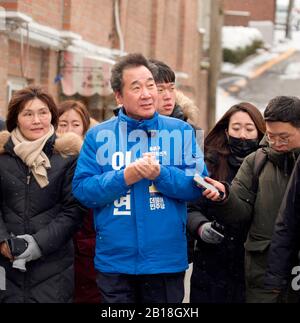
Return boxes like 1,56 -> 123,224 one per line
57,100 -> 101,304
0,86 -> 85,303
188,102 -> 265,303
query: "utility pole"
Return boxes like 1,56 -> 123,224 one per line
207,0 -> 224,131
286,0 -> 295,39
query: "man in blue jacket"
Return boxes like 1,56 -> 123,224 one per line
72,53 -> 211,303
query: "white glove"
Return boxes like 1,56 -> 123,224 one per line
12,258 -> 27,272
15,234 -> 42,262
198,222 -> 224,244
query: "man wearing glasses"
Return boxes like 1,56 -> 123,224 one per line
203,96 -> 300,303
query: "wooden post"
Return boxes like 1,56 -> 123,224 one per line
207,0 -> 224,131
286,0 -> 295,39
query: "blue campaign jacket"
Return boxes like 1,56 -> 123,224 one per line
72,109 -> 208,274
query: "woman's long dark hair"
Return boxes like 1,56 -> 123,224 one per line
205,102 -> 265,181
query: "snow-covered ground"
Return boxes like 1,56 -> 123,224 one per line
222,26 -> 263,51
216,28 -> 300,122
280,61 -> 300,79
274,28 -> 300,51
222,50 -> 278,77
222,28 -> 300,77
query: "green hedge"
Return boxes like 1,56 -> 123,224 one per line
223,40 -> 264,64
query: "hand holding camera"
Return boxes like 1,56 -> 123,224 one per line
7,236 -> 28,257
193,174 -> 226,201
1,235 -> 29,271
198,221 -> 225,244
14,234 -> 42,262
4,234 -> 42,272
0,236 -> 28,260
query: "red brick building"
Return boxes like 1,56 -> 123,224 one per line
0,0 -> 208,128
224,0 -> 276,26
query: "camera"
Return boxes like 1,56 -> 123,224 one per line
193,174 -> 225,199
211,220 -> 225,236
7,237 -> 28,257
193,174 -> 219,193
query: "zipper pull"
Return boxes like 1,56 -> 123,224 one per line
27,175 -> 30,185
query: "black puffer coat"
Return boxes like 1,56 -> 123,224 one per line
0,131 -> 85,303
265,155 -> 300,296
188,151 -> 250,303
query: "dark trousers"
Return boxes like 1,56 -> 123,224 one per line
96,271 -> 185,303
190,258 -> 245,303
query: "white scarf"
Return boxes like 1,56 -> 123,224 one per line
11,125 -> 55,188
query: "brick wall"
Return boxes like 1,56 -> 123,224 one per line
224,15 -> 250,27
121,0 -> 153,56
40,49 -> 59,103
66,0 -> 114,47
0,1 -> 18,11
8,40 -> 42,80
153,0 -> 181,68
0,0 -> 207,128
224,0 -> 276,26
2,0 -> 64,29
0,33 -> 9,117
7,40 -> 59,102
119,0 -> 204,126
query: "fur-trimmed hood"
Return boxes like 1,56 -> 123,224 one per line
175,90 -> 199,125
0,130 -> 83,156
0,131 -> 10,154
54,132 -> 83,157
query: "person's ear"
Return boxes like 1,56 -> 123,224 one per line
115,91 -> 123,105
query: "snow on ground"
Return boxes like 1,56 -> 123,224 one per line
274,28 -> 300,51
222,50 -> 278,77
217,29 -> 300,121
222,29 -> 300,78
221,26 -> 267,77
280,61 -> 300,79
222,26 -> 263,51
